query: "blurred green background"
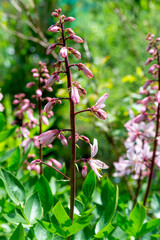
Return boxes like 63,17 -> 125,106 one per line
0,0 -> 160,181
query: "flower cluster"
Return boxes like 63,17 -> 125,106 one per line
113,33 -> 160,182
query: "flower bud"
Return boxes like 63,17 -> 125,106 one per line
48,25 -> 60,33
78,63 -> 93,78
145,58 -> 153,66
60,133 -> 68,146
64,17 -> 75,22
33,73 -> 39,78
157,91 -> 160,103
48,158 -> 62,169
36,89 -> 42,97
82,163 -> 87,178
80,135 -> 90,144
31,68 -> 38,73
143,80 -> 152,89
46,44 -> 56,55
134,114 -> 145,123
26,82 -> 35,88
60,47 -> 68,58
69,35 -> 83,43
68,47 -> 81,59
66,28 -> 75,35
42,115 -> 49,126
71,86 -> 80,105
52,12 -> 59,17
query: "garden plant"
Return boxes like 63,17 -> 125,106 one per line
1,2 -> 160,240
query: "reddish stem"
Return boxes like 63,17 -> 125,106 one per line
60,17 -> 76,222
38,73 -> 43,174
75,109 -> 91,115
38,161 -> 70,180
143,44 -> 160,205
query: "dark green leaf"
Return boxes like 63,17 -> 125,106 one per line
0,113 -> 5,132
35,175 -> 53,213
10,223 -> 25,240
151,194 -> 160,218
24,192 -> 42,224
82,170 -> 96,199
0,168 -> 25,205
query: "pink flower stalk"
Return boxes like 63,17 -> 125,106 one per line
60,47 -> 68,58
38,129 -> 59,146
69,35 -> 84,43
88,139 -> 108,180
91,93 -> 108,120
78,63 -> 93,78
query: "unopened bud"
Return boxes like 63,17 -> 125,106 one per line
26,82 -> 35,88
64,17 -> 75,22
60,47 -> 68,58
78,63 -> 93,78
82,163 -> 87,178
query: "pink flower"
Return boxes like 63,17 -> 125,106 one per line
88,139 -> 108,180
36,89 -> 42,97
60,47 -> 68,58
26,82 -> 35,88
91,93 -> 108,120
38,129 -> 59,146
133,114 -> 145,123
20,127 -> 30,138
78,63 -> 93,78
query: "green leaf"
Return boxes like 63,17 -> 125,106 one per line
4,212 -> 31,227
52,201 -> 71,228
101,178 -> 116,206
112,226 -> 128,240
82,170 -> 96,199
66,214 -> 93,237
10,223 -> 25,240
151,194 -> 160,218
136,219 -> 160,238
74,199 -> 84,215
35,175 -> 53,213
0,148 -> 17,163
94,223 -> 114,238
0,168 -> 25,205
0,127 -> 16,143
117,212 -> 133,235
95,182 -> 118,234
129,202 -> 146,234
37,219 -> 65,237
0,112 -> 5,132
24,192 -> 42,224
34,224 -> 53,240
8,147 -> 21,171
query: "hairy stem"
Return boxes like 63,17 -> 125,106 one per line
60,18 -> 76,222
